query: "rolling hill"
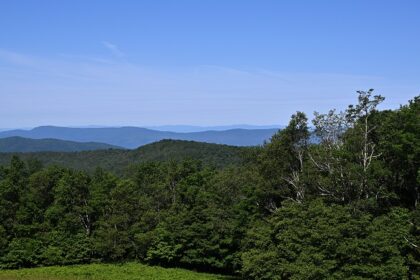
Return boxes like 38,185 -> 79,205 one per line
0,139 -> 248,174
0,126 -> 278,148
145,124 -> 283,132
0,136 -> 122,152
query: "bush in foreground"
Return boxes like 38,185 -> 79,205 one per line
241,200 -> 413,279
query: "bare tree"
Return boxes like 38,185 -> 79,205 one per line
309,90 -> 384,202
346,89 -> 385,199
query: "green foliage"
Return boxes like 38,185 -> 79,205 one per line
0,262 -> 233,280
258,112 -> 310,206
1,238 -> 44,268
373,96 -> 420,208
0,140 -> 246,174
0,92 -> 418,279
241,200 -> 412,279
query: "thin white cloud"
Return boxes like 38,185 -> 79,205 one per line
0,49 -> 417,127
102,41 -> 125,58
0,49 -> 39,66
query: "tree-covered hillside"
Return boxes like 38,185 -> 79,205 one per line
0,137 -> 122,153
0,140 -> 247,174
0,91 -> 418,279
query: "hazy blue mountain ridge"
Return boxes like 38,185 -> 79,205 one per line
145,124 -> 284,132
0,126 -> 279,148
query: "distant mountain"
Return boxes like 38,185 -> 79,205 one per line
145,124 -> 284,133
0,126 -> 279,148
0,139 -> 247,174
0,136 -> 122,152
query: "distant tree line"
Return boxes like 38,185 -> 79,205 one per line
0,90 -> 418,279
0,139 -> 246,174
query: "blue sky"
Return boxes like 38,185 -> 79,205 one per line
0,0 -> 419,127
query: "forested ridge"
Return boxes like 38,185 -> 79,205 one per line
0,90 -> 418,279
0,137 -> 122,153
0,140 -> 246,174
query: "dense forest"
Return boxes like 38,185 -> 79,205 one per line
0,90 -> 418,279
0,140 -> 246,174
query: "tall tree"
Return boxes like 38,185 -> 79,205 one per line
309,90 -> 385,204
259,112 -> 310,208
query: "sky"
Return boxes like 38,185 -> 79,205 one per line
0,0 -> 419,128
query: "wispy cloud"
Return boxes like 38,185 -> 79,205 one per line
0,49 -> 39,66
102,41 -> 125,58
0,49 -> 417,127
